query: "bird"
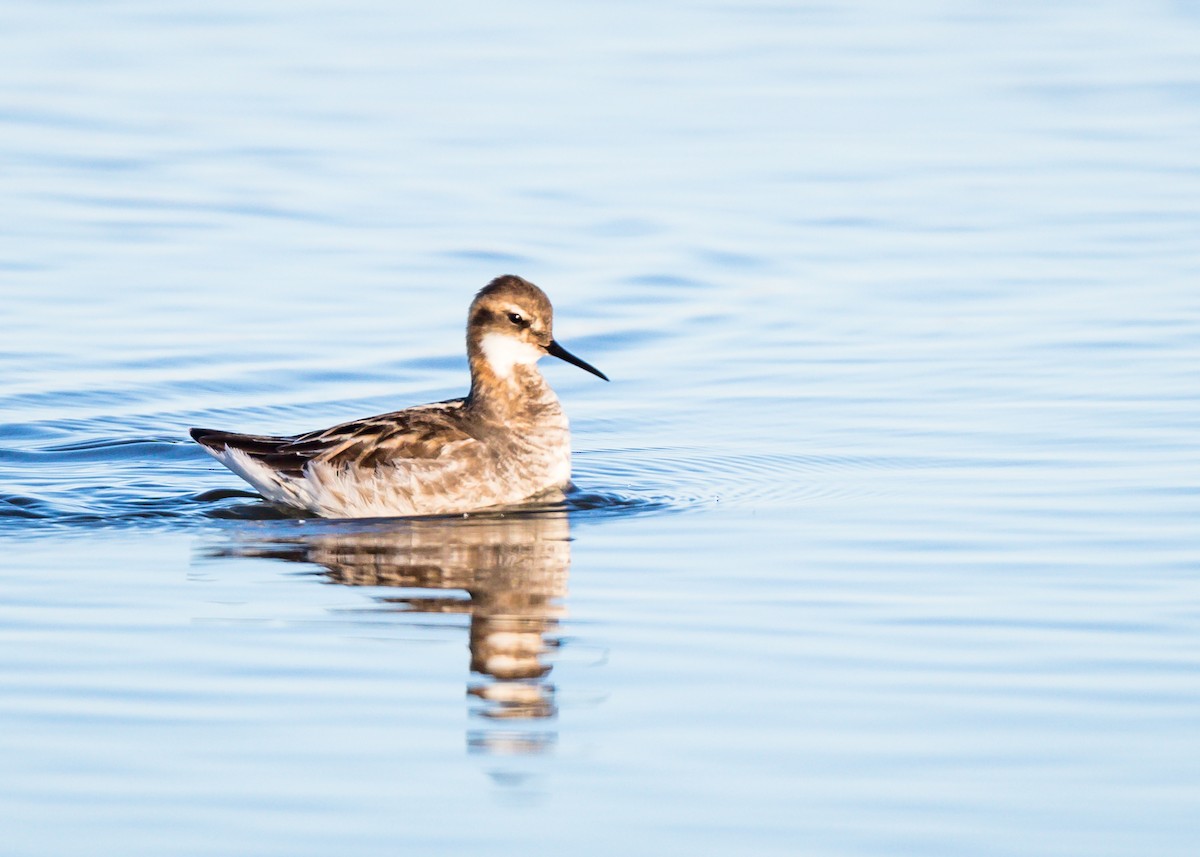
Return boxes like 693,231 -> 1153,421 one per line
190,275 -> 608,518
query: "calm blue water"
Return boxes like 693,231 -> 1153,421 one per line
3,2 -> 1200,855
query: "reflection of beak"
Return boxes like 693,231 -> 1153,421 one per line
546,339 -> 609,381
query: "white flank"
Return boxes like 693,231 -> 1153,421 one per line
479,332 -> 543,379
215,447 -> 304,507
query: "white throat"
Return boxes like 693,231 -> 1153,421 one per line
479,332 -> 544,379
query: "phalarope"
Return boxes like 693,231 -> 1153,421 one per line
190,275 -> 607,518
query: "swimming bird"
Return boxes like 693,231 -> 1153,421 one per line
190,275 -> 607,518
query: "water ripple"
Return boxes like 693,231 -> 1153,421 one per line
0,427 -> 690,532
0,419 -> 956,531
572,446 -> 894,511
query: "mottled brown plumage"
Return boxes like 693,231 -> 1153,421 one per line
190,275 -> 607,518
193,401 -> 471,476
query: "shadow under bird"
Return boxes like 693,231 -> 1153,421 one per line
190,275 -> 608,518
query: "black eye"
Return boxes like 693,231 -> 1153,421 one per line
507,312 -> 526,327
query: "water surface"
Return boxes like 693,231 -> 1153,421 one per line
3,2 -> 1200,855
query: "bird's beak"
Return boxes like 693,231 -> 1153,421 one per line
546,339 -> 609,381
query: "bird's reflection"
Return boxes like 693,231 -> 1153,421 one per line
215,511 -> 570,756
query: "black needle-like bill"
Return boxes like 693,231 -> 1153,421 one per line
546,339 -> 609,381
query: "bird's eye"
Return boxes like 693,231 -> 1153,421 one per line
507,312 -> 525,327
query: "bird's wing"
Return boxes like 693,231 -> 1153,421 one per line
191,399 -> 475,477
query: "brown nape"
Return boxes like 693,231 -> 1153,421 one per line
469,306 -> 496,329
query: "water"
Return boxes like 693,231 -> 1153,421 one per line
3,1 -> 1200,854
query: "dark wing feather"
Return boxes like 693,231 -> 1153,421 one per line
190,427 -> 285,455
190,427 -> 312,476
190,400 -> 473,477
